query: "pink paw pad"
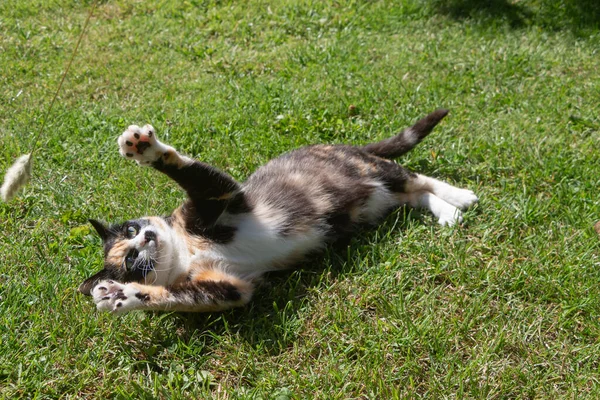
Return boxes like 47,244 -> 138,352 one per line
118,124 -> 163,165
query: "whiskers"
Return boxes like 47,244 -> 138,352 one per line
135,250 -> 174,286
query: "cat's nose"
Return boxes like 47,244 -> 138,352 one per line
144,230 -> 156,243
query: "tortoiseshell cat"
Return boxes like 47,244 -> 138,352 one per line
79,109 -> 477,313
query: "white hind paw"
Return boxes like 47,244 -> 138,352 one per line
438,187 -> 478,210
437,207 -> 463,227
449,188 -> 478,210
117,124 -> 170,166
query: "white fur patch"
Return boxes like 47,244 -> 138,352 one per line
403,127 -> 419,147
117,124 -> 175,166
212,204 -> 326,277
93,280 -> 143,313
358,181 -> 398,221
398,191 -> 463,226
407,174 -> 478,210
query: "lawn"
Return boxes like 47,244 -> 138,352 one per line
1,0 -> 599,398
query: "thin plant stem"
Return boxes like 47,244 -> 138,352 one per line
29,1 -> 97,158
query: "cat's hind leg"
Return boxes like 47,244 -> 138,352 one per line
92,270 -> 253,313
405,174 -> 478,210
397,173 -> 477,226
398,191 -> 463,226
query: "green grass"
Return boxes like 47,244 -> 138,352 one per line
1,0 -> 599,398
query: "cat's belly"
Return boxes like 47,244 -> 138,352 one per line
211,207 -> 328,277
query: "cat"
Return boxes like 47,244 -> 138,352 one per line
79,109 -> 478,313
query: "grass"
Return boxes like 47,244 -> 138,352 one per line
1,0 -> 599,398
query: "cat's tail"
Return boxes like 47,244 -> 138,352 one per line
361,109 -> 449,159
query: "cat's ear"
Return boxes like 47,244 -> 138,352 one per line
78,269 -> 110,296
89,219 -> 109,241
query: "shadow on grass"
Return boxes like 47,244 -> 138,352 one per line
430,0 -> 600,34
432,0 -> 533,28
156,208 -> 423,355
124,155 -> 480,357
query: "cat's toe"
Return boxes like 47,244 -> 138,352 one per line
436,186 -> 478,211
117,124 -> 166,166
438,208 -> 463,227
453,189 -> 478,210
141,124 -> 156,139
93,280 -> 125,312
92,280 -> 142,313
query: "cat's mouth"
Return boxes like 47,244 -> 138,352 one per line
125,248 -> 140,270
124,248 -> 155,278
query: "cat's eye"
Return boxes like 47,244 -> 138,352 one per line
126,225 -> 138,238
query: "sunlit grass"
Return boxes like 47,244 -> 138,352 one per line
1,0 -> 599,397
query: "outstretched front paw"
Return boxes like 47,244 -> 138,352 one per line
92,280 -> 143,314
118,124 -> 170,166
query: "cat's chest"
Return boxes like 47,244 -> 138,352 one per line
195,210 -> 327,276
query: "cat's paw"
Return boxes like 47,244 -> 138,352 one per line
438,187 -> 478,210
437,207 -> 463,227
450,188 -> 478,210
92,280 -> 143,314
117,124 -> 170,166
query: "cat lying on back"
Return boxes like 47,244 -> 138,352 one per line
79,109 -> 478,313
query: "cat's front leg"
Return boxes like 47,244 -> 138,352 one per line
92,274 -> 253,314
117,124 -> 245,226
92,280 -> 148,313
117,124 -> 190,167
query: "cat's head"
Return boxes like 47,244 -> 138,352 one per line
79,217 -> 175,295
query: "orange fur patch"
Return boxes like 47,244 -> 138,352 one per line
129,282 -> 170,305
162,149 -> 190,168
106,240 -> 130,267
187,261 -> 254,299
